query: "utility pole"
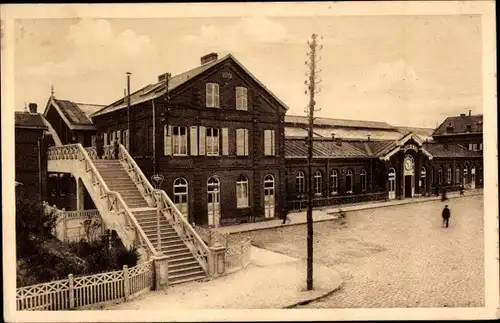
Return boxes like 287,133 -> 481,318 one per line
304,33 -> 323,291
126,72 -> 131,153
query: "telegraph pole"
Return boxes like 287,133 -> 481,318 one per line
126,72 -> 131,153
304,33 -> 323,291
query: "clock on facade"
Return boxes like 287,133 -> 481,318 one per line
404,159 -> 413,170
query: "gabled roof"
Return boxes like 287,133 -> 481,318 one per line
433,114 -> 483,136
395,126 -> 434,142
422,143 -> 483,159
285,138 -> 369,159
43,96 -> 102,131
92,53 -> 290,117
285,115 -> 395,130
15,111 -> 48,130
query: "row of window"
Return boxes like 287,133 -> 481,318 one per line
437,165 -> 476,185
206,83 -> 248,110
172,175 -> 276,215
295,169 -> 368,196
468,143 -> 483,151
164,125 -> 275,156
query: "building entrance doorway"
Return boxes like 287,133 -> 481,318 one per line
207,177 -> 220,227
405,175 -> 413,198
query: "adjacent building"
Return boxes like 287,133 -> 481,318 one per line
432,110 -> 483,152
15,104 -> 49,203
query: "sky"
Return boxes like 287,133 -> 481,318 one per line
14,15 -> 482,128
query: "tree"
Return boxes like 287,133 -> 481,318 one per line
16,198 -> 58,259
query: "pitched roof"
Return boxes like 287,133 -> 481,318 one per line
15,111 -> 48,130
433,114 -> 483,136
92,53 -> 289,117
422,143 -> 482,158
285,138 -> 369,159
395,126 -> 434,141
285,115 -> 395,130
53,99 -> 103,126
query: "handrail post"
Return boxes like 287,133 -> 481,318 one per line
156,192 -> 161,252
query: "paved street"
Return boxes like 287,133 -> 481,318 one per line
235,196 -> 484,308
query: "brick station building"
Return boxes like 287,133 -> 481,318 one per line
41,52 -> 483,227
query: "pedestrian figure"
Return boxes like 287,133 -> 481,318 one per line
96,133 -> 104,160
441,205 -> 451,228
282,212 -> 291,224
113,137 -> 120,160
460,185 -> 465,195
441,187 -> 447,201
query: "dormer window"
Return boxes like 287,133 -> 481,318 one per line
236,87 -> 248,110
206,83 -> 220,108
466,124 -> 472,132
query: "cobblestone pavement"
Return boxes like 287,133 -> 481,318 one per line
234,196 -> 484,308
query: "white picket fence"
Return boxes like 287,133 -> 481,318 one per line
224,237 -> 252,274
16,260 -> 153,311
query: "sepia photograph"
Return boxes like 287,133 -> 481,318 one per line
2,1 -> 498,322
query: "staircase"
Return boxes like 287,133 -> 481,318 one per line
47,144 -> 211,286
93,159 -> 207,284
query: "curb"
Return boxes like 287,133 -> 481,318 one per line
282,282 -> 345,309
225,192 -> 483,235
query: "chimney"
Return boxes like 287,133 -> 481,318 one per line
331,132 -> 335,141
201,52 -> 218,65
367,134 -> 371,141
28,103 -> 37,114
469,109 -> 472,116
335,137 -> 342,146
158,72 -> 171,83
460,113 -> 466,117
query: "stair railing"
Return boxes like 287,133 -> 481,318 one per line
47,144 -> 159,259
117,144 -> 211,274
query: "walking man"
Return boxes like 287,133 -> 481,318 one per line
441,204 -> 451,228
282,212 -> 291,224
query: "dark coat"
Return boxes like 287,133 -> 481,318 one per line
442,207 -> 451,219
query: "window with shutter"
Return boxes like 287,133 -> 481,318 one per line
164,125 -> 172,155
117,130 -> 122,143
206,83 -> 220,108
172,126 -> 188,155
222,128 -> 229,155
236,175 -> 249,207
236,87 -> 248,110
104,133 -> 108,146
206,128 -> 219,155
236,128 -> 249,156
190,126 -> 198,155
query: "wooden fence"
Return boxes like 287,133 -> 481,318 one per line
16,260 -> 153,311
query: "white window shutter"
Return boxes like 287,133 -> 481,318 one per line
244,129 -> 249,155
236,129 -> 243,156
264,130 -> 271,155
271,130 -> 275,155
206,83 -> 214,107
236,88 -> 242,110
117,130 -> 122,143
222,127 -> 229,155
214,84 -> 220,108
164,125 -> 172,156
104,133 -> 108,145
243,88 -> 248,110
91,135 -> 96,147
190,126 -> 198,156
199,126 -> 206,155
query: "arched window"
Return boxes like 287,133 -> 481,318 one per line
236,175 -> 249,208
438,167 -> 443,184
264,175 -> 275,218
346,169 -> 353,194
330,170 -> 338,195
471,165 -> 476,185
173,178 -> 188,216
447,166 -> 452,184
360,169 -> 367,192
455,166 -> 460,184
388,168 -> 396,198
314,171 -> 322,196
463,166 -> 468,185
296,171 -> 305,195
